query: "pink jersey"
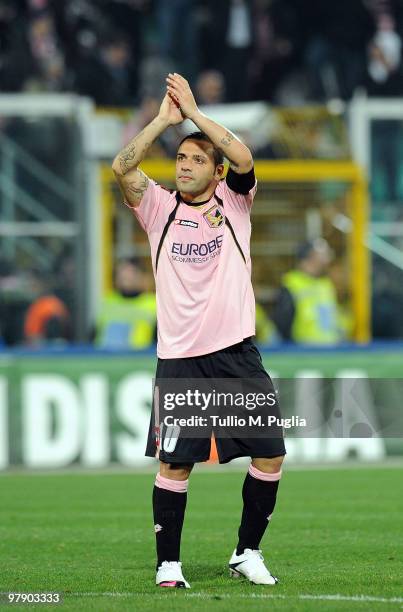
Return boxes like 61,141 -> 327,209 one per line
127,175 -> 257,358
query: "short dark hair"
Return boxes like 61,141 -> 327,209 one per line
178,131 -> 224,167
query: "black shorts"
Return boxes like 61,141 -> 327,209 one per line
145,338 -> 286,464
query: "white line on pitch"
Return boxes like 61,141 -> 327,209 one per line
68,592 -> 403,604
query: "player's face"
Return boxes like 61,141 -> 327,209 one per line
175,140 -> 223,196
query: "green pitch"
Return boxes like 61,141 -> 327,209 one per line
1,466 -> 402,611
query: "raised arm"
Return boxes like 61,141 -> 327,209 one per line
166,73 -> 253,174
112,94 -> 183,207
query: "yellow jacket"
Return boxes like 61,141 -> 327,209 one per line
282,270 -> 339,344
96,291 -> 156,349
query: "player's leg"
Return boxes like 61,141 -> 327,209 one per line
236,455 -> 284,555
228,455 -> 285,585
146,353 -> 206,587
146,378 -> 211,588
212,339 -> 286,584
154,462 -> 193,567
151,436 -> 211,589
153,461 -> 194,588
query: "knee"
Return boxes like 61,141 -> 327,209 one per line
252,455 -> 284,474
159,461 -> 194,480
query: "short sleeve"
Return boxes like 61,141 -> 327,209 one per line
216,168 -> 257,213
124,181 -> 174,232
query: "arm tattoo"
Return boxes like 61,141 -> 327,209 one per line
118,128 -> 149,175
119,143 -> 137,175
220,131 -> 235,147
124,171 -> 149,204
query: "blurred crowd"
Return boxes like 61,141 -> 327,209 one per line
0,251 -> 75,347
1,0 -> 403,106
0,243 -> 364,349
2,240 -> 403,349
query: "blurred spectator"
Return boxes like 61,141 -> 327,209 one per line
272,239 -> 343,344
101,0 -> 150,88
250,0 -> 296,102
154,0 -> 198,79
195,70 -> 226,105
303,0 -> 374,100
199,0 -> 253,101
367,8 -> 403,207
24,269 -> 70,345
95,258 -> 156,349
51,0 -> 102,70
365,13 -> 403,96
75,32 -> 136,105
2,10 -> 71,92
223,0 -> 253,101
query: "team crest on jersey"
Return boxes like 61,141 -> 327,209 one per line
203,204 -> 224,228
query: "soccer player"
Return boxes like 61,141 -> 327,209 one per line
112,73 -> 286,588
